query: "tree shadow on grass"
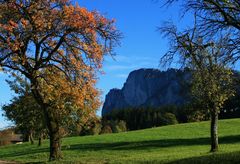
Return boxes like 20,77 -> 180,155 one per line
165,150 -> 240,164
1,135 -> 240,162
0,147 -> 48,159
66,135 -> 240,152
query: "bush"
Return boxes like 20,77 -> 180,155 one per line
115,120 -> 127,132
91,122 -> 102,135
187,110 -> 208,122
101,125 -> 112,134
79,117 -> 102,136
161,113 -> 178,125
110,120 -> 127,133
100,120 -> 127,134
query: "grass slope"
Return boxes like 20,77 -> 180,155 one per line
1,119 -> 240,163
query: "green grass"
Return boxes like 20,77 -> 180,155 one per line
1,118 -> 240,163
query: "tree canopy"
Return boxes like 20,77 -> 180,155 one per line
161,22 -> 235,151
0,0 -> 121,160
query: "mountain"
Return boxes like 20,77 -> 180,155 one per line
102,68 -> 191,116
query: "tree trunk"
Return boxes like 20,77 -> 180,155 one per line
22,132 -> 29,142
210,111 -> 218,152
48,120 -> 62,161
29,130 -> 34,145
41,106 -> 62,160
38,133 -> 42,146
40,106 -> 62,160
30,81 -> 62,161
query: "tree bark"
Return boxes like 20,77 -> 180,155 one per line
30,83 -> 62,161
40,106 -> 62,160
38,133 -> 42,146
210,110 -> 218,152
48,119 -> 62,161
22,132 -> 29,142
29,130 -> 34,145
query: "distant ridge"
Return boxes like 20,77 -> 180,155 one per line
102,68 -> 191,116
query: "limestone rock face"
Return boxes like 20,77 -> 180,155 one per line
102,68 -> 190,116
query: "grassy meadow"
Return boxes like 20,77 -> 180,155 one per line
1,118 -> 240,163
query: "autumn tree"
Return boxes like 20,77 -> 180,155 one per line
0,0 -> 120,160
161,25 -> 235,152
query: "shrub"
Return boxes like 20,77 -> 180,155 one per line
116,120 -> 127,132
79,117 -> 102,136
110,120 -> 127,133
101,125 -> 112,134
91,122 -> 102,135
161,113 -> 178,125
187,110 -> 208,122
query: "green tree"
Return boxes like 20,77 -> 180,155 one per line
3,95 -> 44,144
161,25 -> 235,152
2,76 -> 45,145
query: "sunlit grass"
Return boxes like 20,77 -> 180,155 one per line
1,118 -> 240,163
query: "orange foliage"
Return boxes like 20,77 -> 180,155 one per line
0,0 -> 119,69
37,66 -> 101,124
0,0 -> 120,159
0,0 -> 119,98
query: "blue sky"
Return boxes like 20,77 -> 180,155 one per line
0,0 -> 193,129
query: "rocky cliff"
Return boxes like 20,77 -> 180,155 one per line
102,68 -> 191,116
